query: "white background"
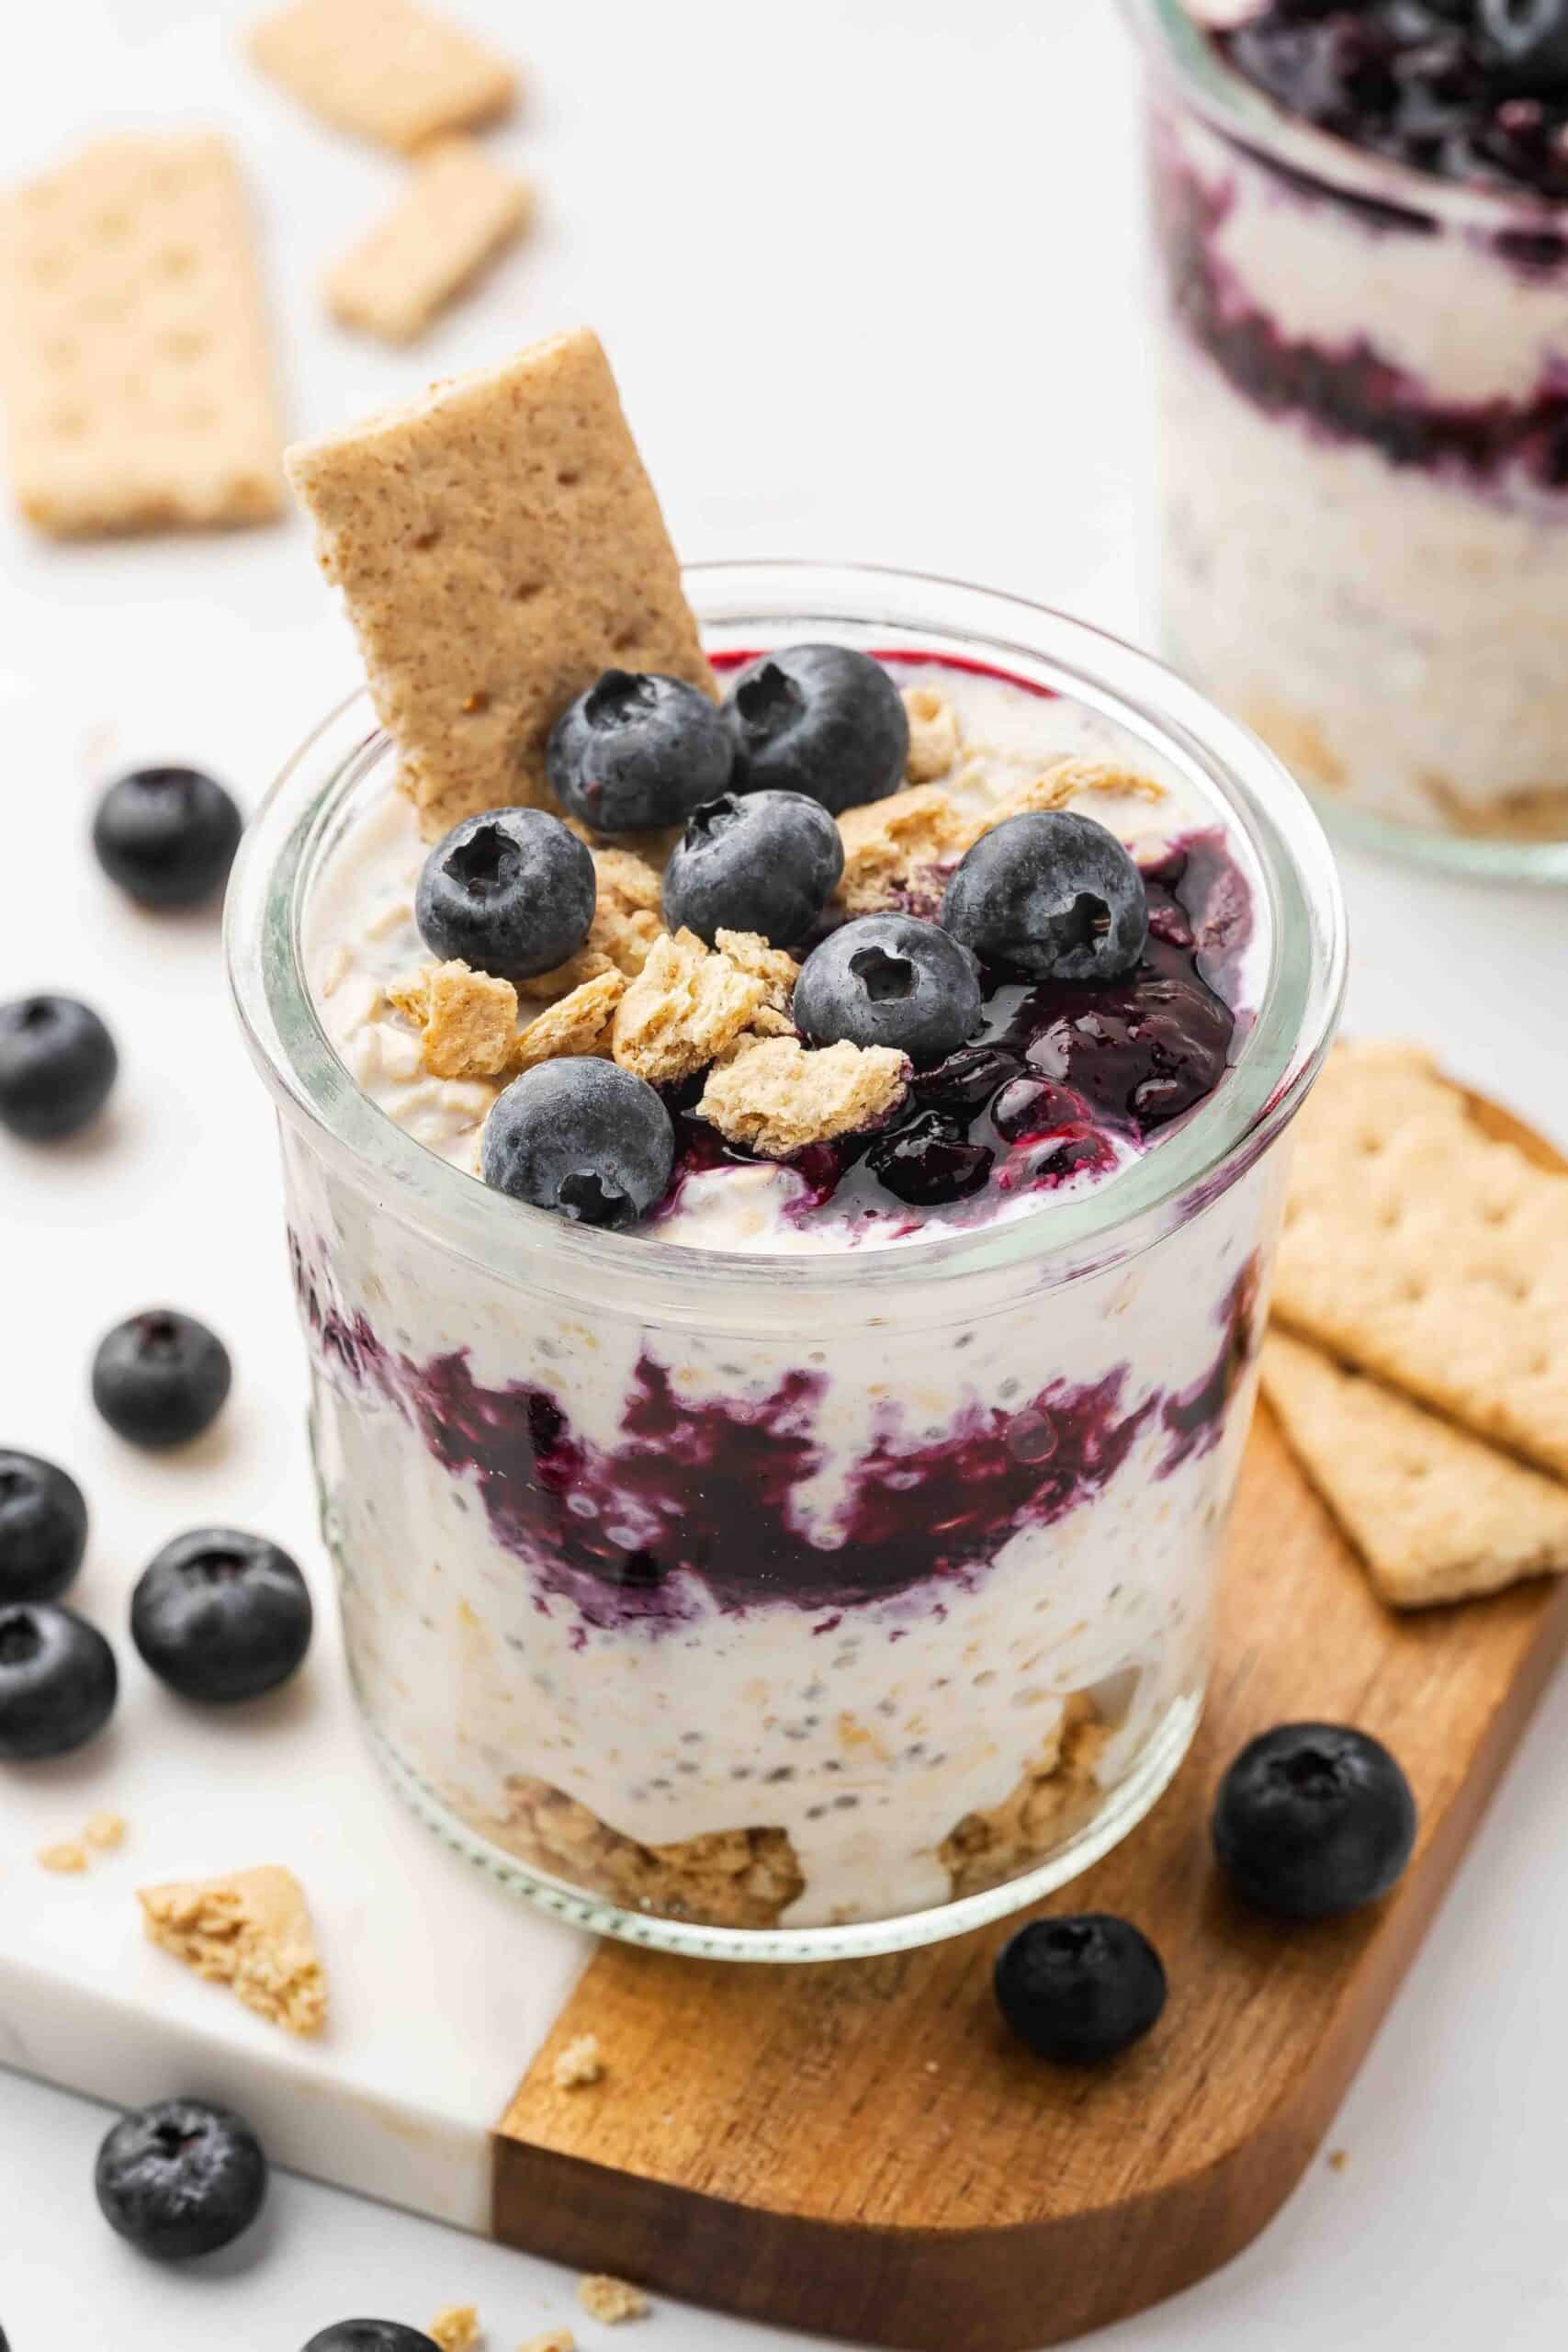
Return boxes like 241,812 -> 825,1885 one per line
5,2 -> 1568,2346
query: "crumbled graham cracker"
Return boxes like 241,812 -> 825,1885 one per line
513,971 -> 626,1071
551,2031 -> 604,2089
84,1810 -> 126,1850
249,0 -> 517,152
712,930 -> 798,1010
612,930 -> 766,1085
38,1840 -> 87,1874
286,330 -> 714,839
577,2277 -> 649,2325
697,1035 -> 908,1159
518,2331 -> 574,2352
955,758 -> 1166,851
491,1779 -> 804,1928
428,2306 -> 481,2352
392,960 -> 520,1080
326,138 -> 531,345
138,1865 -> 327,2036
902,684 -> 961,782
940,1697 -> 1108,1898
835,785 -> 967,916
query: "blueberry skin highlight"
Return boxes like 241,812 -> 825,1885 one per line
723,644 -> 909,815
95,2098 -> 267,2262
415,808 -> 596,982
0,1601 -> 118,1759
1213,1723 -> 1418,1919
482,1058 -> 675,1227
0,995 -> 118,1141
941,810 -> 1148,984
660,789 -> 844,947
794,913 -> 982,1064
547,670 -> 733,833
130,1527 -> 313,1704
0,1450 -> 88,1604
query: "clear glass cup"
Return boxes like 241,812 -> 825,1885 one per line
1123,0 -> 1568,882
225,560 -> 1345,1962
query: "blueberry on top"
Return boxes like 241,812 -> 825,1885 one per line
723,645 -> 909,816
302,2327 -> 441,2352
415,807 -> 596,983
0,1601 -> 118,1759
130,1527 -> 313,1704
92,765 -> 243,909
482,1058 -> 675,1227
95,2097 -> 267,2262
92,1311 -> 231,1450
994,1913 -> 1168,2064
1483,0 -> 1568,90
0,995 -> 118,1142
941,811 -> 1148,984
660,789 -> 845,947
794,913 -> 982,1064
0,1450 -> 88,1604
1213,1722 -> 1418,1920
547,670 -> 733,834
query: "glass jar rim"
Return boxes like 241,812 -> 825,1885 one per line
224,559 -> 1345,1325
1120,0 -> 1568,232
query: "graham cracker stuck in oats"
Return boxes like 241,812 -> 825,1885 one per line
249,0 -> 517,151
326,139 -> 531,345
287,329 -> 714,839
0,133 -> 283,537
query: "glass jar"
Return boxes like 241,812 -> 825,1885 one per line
225,561 -> 1344,1961
1124,0 -> 1568,882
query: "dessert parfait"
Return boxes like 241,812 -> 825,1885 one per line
227,329 -> 1344,1956
1127,0 -> 1568,876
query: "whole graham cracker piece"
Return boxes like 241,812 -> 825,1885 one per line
1261,1331 -> 1568,1608
287,329 -> 715,839
326,138 -> 531,345
248,0 -> 517,152
0,133 -> 284,538
1273,1040 -> 1568,1479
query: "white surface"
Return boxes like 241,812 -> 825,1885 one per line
3,2 -> 1568,2347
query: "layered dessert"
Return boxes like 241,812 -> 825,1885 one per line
231,329 -> 1333,1946
1139,0 -> 1568,852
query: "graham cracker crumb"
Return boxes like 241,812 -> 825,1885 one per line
1261,1331 -> 1568,1608
286,329 -> 714,840
428,2307 -> 481,2352
551,2031 -> 604,2089
518,2332 -> 574,2352
138,1865 -> 328,2036
249,0 -> 517,152
326,139 -> 531,345
394,960 -> 520,1080
712,930 -> 798,1010
1327,2147 -> 1349,2173
487,1780 -> 804,1928
697,1035 -> 908,1159
38,1840 -> 87,1874
577,2277 -> 649,2325
940,1697 -> 1108,1897
0,132 -> 283,538
835,785 -> 967,917
955,758 -> 1166,851
513,971 -> 626,1071
902,684 -> 962,782
84,1810 -> 126,1850
612,929 -> 766,1086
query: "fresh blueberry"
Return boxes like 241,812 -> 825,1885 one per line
941,812 -> 1149,983
994,1914 -> 1168,2064
92,1311 -> 231,1450
482,1058 -> 675,1227
302,2327 -> 440,2352
1213,1723 -> 1417,1919
415,808 -> 595,983
130,1528 -> 313,1704
660,790 -> 844,947
92,765 -> 243,909
1480,0 -> 1568,89
0,1601 -> 118,1759
864,1110 -> 993,1205
96,2097 -> 267,2262
724,645 -> 908,815
0,995 -> 118,1141
0,1450 -> 88,1604
794,913 -> 981,1064
547,670 -> 733,834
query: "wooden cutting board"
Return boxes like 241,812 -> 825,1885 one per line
494,1226 -> 1568,2348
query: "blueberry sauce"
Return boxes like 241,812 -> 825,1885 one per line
290,1238 -> 1262,1627
1158,150 -> 1568,487
1216,2 -> 1568,204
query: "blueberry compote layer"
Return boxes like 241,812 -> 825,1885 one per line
1218,2 -> 1568,203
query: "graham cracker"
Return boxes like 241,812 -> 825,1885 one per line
577,2277 -> 649,2325
427,2309 -> 481,2352
1262,1331 -> 1568,1608
1273,1041 -> 1568,1480
697,1035 -> 908,1159
0,133 -> 284,537
611,929 -> 765,1086
139,1864 -> 327,2036
248,0 -> 517,152
326,139 -> 531,345
286,328 -> 714,839
513,969 -> 625,1070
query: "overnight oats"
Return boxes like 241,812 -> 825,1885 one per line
227,333 -> 1344,1956
1126,0 -> 1568,876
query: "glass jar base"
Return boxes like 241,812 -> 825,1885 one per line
1312,794 -> 1568,887
353,1687 -> 1204,1963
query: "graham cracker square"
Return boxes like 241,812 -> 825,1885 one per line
325,137 -> 531,345
249,0 -> 517,152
